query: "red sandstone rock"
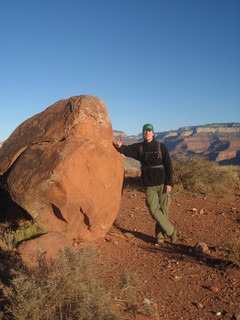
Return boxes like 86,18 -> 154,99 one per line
0,95 -> 124,241
18,232 -> 72,265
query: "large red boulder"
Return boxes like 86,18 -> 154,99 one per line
0,95 -> 124,241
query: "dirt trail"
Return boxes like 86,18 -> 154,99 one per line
93,176 -> 240,319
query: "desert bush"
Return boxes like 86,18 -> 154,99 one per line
116,272 -> 159,319
118,272 -> 139,311
122,152 -> 240,195
172,155 -> 239,195
0,246 -> 117,320
124,167 -> 141,176
224,239 -> 240,268
123,158 -> 141,176
0,220 -> 48,251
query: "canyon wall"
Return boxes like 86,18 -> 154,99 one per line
114,123 -> 240,165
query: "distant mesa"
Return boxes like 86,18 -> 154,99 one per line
114,123 -> 240,166
1,123 -> 240,166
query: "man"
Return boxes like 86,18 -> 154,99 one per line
114,123 -> 177,244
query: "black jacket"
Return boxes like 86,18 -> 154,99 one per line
117,139 -> 173,187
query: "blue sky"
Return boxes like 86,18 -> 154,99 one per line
0,0 -> 239,141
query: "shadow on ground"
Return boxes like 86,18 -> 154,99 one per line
116,225 -> 233,270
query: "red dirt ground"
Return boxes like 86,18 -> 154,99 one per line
92,175 -> 240,320
0,175 -> 239,319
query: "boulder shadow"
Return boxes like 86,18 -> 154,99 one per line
0,187 -> 32,223
114,225 -> 156,244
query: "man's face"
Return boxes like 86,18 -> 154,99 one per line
143,130 -> 154,142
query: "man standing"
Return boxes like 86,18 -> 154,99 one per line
114,123 -> 177,244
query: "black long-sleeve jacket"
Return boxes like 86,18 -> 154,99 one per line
117,139 -> 173,187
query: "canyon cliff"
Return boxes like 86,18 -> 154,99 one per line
114,123 -> 240,165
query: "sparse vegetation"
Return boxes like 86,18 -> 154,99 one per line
224,239 -> 240,268
123,152 -> 240,195
0,244 -> 159,320
172,155 -> 240,195
117,271 -> 139,317
0,155 -> 239,319
123,158 -> 141,176
0,220 -> 48,251
115,272 -> 159,319
0,246 -> 118,320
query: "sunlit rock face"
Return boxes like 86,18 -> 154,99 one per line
0,95 -> 124,241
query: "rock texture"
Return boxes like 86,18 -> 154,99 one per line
0,95 -> 124,241
18,232 -> 72,265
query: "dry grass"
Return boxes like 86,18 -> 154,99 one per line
0,220 -> 48,251
0,246 -> 118,320
123,153 -> 240,196
0,246 -> 157,319
224,239 -> 240,268
115,272 -> 159,319
123,157 -> 141,176
172,155 -> 240,195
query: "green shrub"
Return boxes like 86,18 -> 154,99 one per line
0,246 -> 117,320
172,155 -> 240,195
0,220 -> 48,251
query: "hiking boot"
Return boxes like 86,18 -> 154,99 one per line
170,228 -> 177,243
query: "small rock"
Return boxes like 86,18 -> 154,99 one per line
216,311 -> 221,316
124,232 -> 134,239
199,209 -> 204,215
192,302 -> 204,309
194,242 -> 210,254
142,298 -> 159,318
198,303 -> 204,309
142,298 -> 152,306
211,286 -> 219,293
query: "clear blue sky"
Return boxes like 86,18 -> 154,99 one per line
0,0 -> 240,141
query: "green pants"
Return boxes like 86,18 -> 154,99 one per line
146,185 -> 174,240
